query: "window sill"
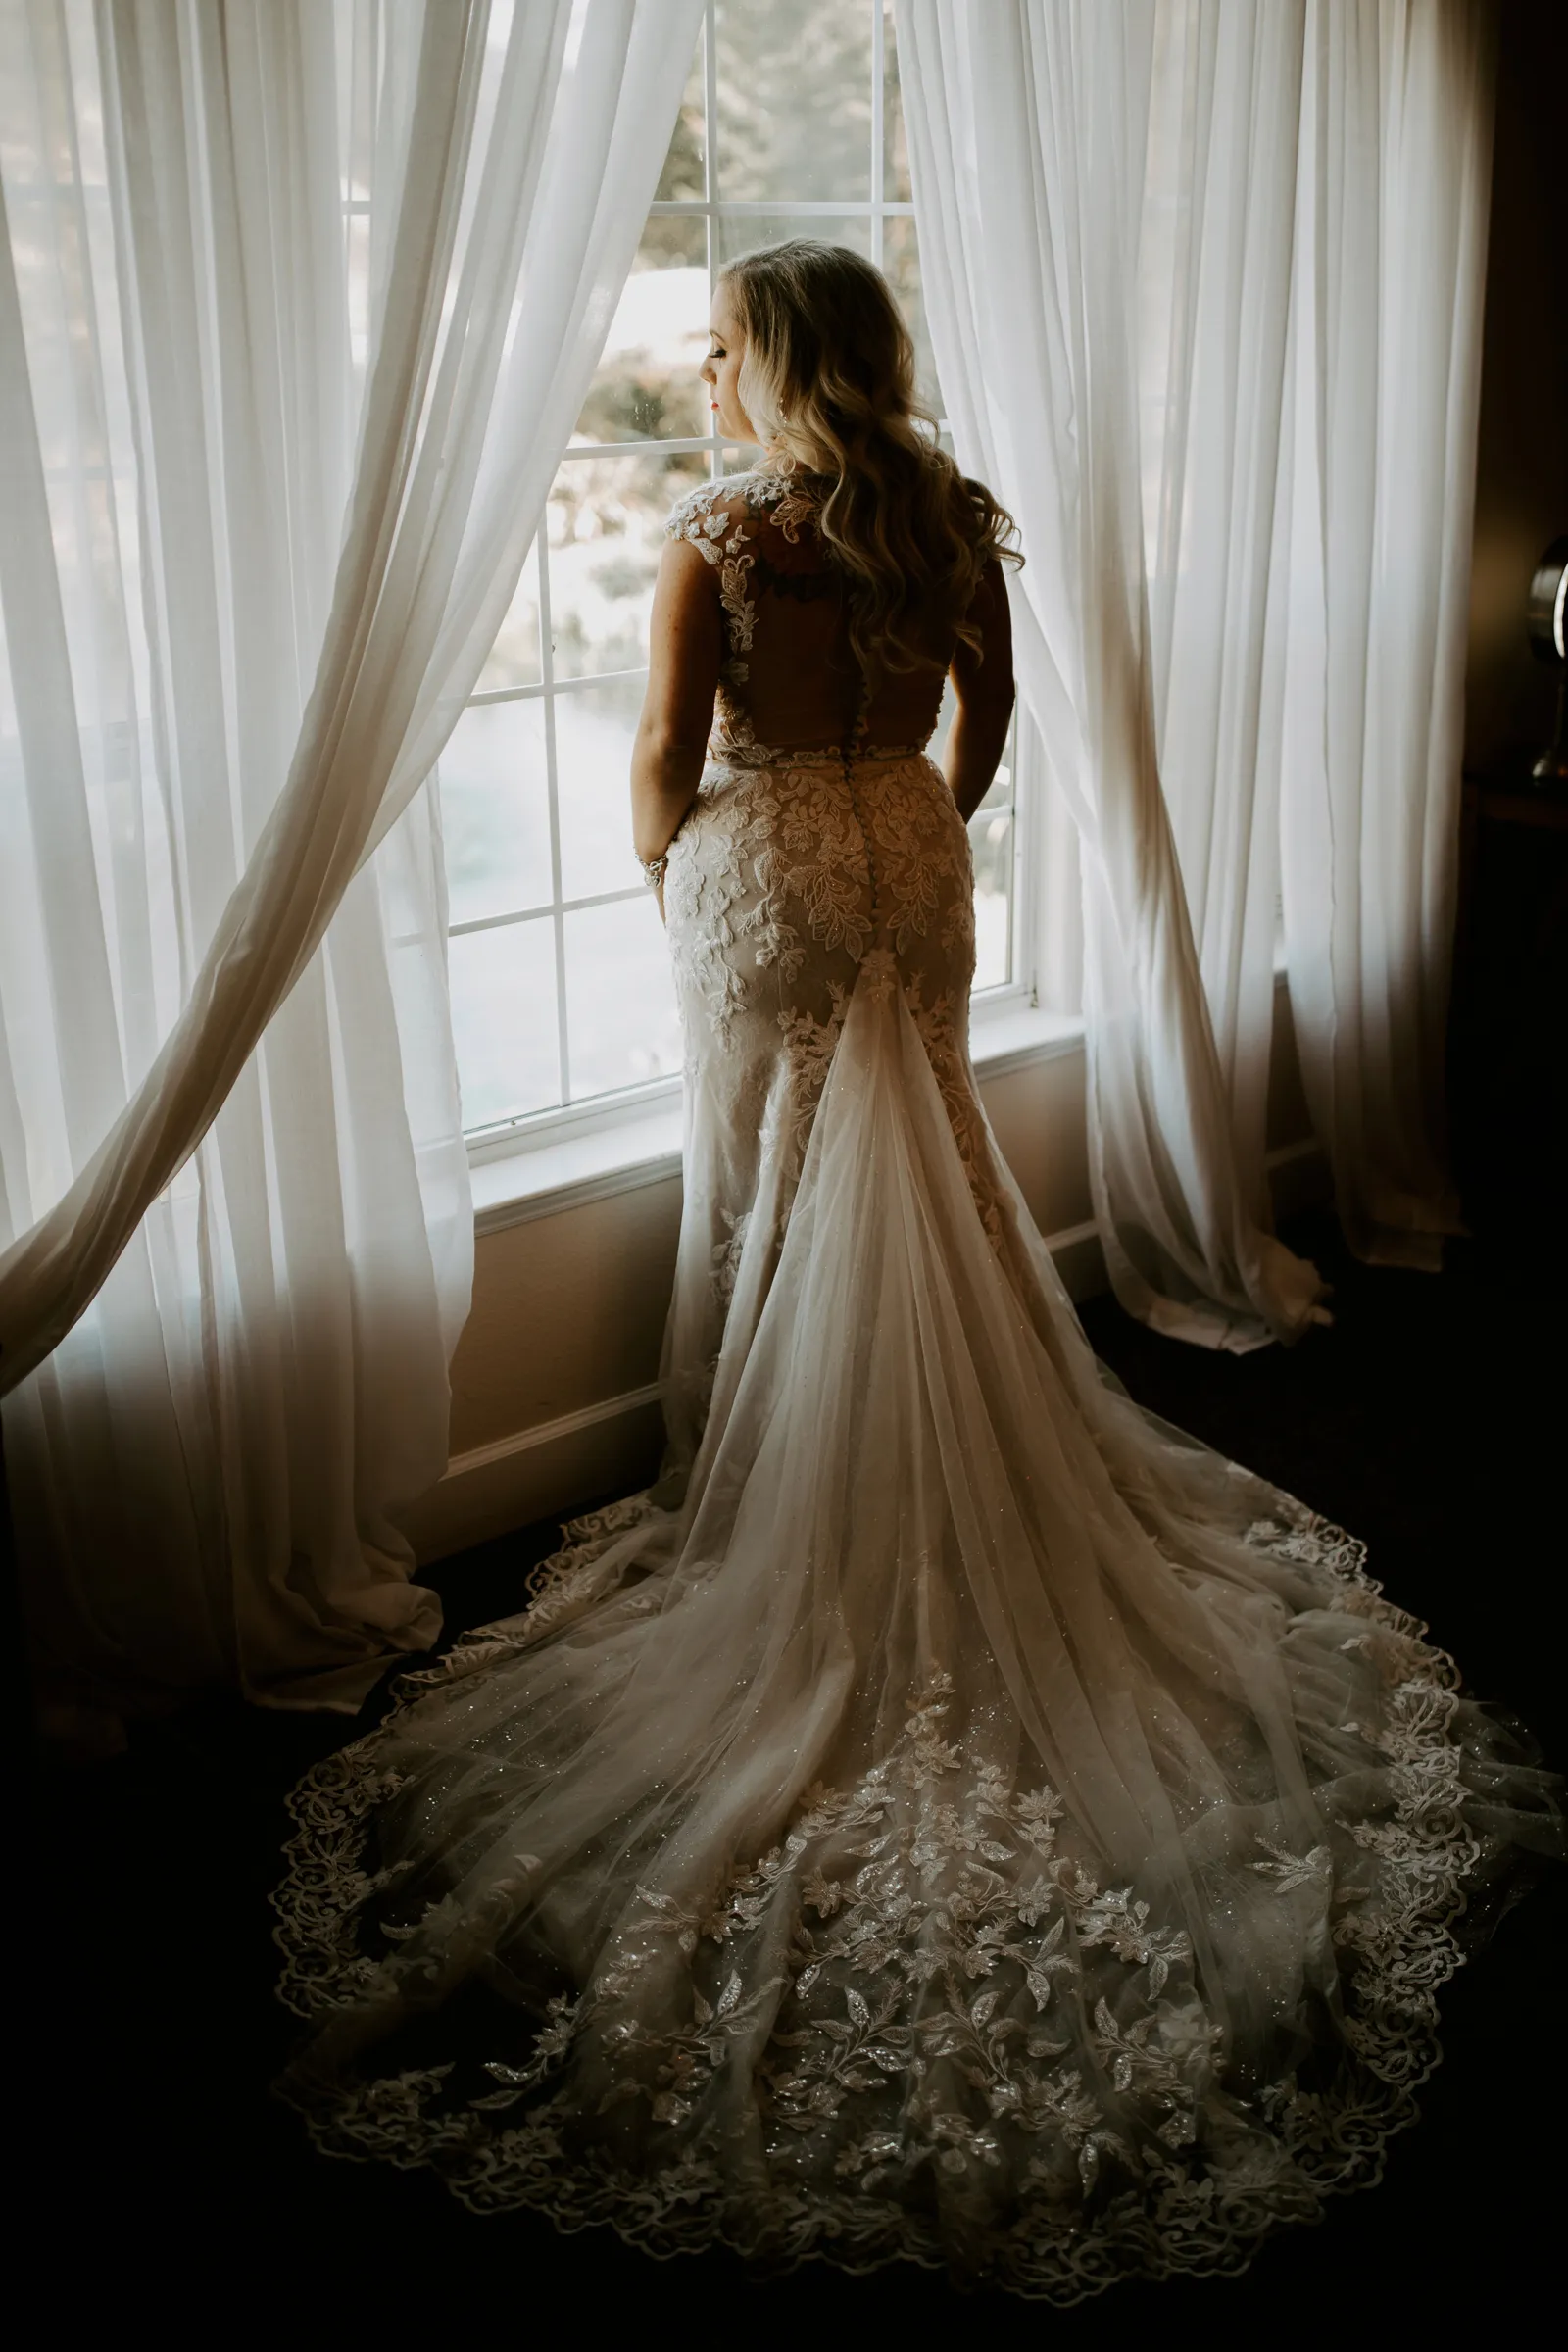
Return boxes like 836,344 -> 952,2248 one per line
471,1098 -> 684,1236
471,1003 -> 1087,1239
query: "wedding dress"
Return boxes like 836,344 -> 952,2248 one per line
274,466 -> 1558,2299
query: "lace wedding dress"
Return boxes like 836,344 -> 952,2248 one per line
274,467 -> 1558,2299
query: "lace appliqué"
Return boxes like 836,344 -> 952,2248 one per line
666,752 -> 970,1047
710,1209 -> 752,1310
858,758 -> 975,960
273,1503 -> 1484,2298
377,1495 -> 662,1689
664,472 -> 923,772
663,791 -> 750,1047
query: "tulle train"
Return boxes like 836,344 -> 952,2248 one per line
274,966 -> 1558,2297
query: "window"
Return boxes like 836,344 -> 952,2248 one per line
446,0 -> 1024,1147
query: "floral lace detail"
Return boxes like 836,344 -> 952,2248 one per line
376,1496 -> 663,1696
664,472 -> 925,772
856,757 -> 975,959
683,1675 -> 1206,2188
273,1501 -> 1489,2298
776,987 -> 850,1150
666,478 -> 759,675
663,789 -> 749,1047
668,755 -> 969,1020
710,1209 -> 752,1310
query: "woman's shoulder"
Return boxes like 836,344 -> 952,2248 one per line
664,466 -> 825,550
662,472 -> 768,547
665,475 -> 731,542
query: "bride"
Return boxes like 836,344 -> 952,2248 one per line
275,242 -> 1559,2298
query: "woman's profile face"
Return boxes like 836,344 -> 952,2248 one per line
700,282 -> 755,443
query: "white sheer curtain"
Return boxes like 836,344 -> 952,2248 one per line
0,0 -> 702,1740
899,0 -> 1494,1332
901,0 -> 1324,1351
1280,1 -> 1494,1268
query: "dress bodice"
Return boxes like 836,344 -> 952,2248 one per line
663,467 -> 954,765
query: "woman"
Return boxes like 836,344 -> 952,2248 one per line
275,244 -> 1557,2297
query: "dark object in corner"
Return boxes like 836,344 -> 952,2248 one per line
1526,535 -> 1568,782
1450,761 -> 1568,1283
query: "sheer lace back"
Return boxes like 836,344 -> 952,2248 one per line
666,468 -> 953,763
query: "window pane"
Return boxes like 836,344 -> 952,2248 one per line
439,700 -> 551,926
969,808 -> 1013,991
475,538 -> 541,691
347,210 -> 370,374
883,1 -> 911,200
882,215 -> 940,416
714,210 -> 871,269
977,757 -> 1014,816
450,918 -> 561,1128
928,674 -> 956,762
714,0 -> 873,201
549,450 -> 707,680
555,675 -> 647,904
653,24 -> 706,199
918,689 -> 1013,812
575,218 -> 710,445
564,896 -> 684,1101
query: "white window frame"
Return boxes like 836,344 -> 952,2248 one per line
462,0 -> 1037,1176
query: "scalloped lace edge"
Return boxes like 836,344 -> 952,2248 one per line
271,1503 -> 1483,2301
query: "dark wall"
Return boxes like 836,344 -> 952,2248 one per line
1464,0 -> 1568,774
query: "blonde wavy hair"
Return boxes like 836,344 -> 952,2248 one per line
723,240 -> 1020,682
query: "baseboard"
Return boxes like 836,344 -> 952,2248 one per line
408,1152 -> 1331,1569
1040,1217 -> 1106,1304
403,1386 -> 666,1566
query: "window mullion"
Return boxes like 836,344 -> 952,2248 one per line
646,201 -> 915,217
450,883 -> 647,941
703,0 -> 718,207
870,1 -> 885,271
704,0 -> 720,481
469,664 -> 650,710
535,515 -> 571,1107
561,436 -> 726,461
1015,708 -> 1041,1008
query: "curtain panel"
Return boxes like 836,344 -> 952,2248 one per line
0,0 -> 703,1740
1280,0 -> 1494,1267
898,0 -> 1494,1333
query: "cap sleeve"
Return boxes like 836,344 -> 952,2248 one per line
664,478 -> 742,550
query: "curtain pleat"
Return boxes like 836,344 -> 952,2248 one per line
899,0 -> 1494,1333
0,0 -> 705,1739
900,0 -> 1325,1349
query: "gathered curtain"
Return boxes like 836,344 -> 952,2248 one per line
1278,1 -> 1494,1267
0,0 -> 703,1739
898,0 -> 1494,1339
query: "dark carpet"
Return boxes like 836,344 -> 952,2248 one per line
23,1210 -> 1565,2336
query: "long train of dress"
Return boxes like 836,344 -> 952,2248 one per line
273,473 -> 1558,2298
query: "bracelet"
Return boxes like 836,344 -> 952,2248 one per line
640,852 -> 668,890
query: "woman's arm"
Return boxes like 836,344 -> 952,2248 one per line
945,558 -> 1015,823
631,537 -> 722,888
